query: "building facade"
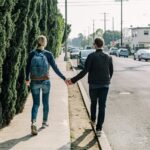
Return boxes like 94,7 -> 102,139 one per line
131,27 -> 150,50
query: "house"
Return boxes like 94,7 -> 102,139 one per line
130,27 -> 150,50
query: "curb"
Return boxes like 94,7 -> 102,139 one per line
70,60 -> 112,150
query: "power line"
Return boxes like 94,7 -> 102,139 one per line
58,0 -> 124,5
58,1 -> 126,6
58,0 -> 150,6
58,0 -> 117,3
58,0 -> 150,4
58,4 -> 120,6
59,1 -> 117,3
58,1 -> 149,7
59,0 -> 150,2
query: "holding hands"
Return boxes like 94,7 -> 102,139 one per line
26,80 -> 30,86
65,79 -> 73,86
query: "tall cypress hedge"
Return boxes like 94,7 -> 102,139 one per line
0,0 -> 66,128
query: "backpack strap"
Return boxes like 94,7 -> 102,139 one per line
41,50 -> 49,63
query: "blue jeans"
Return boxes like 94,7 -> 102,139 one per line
89,87 -> 109,130
30,80 -> 51,123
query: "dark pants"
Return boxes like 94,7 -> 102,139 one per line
89,87 -> 109,130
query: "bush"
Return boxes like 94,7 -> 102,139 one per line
0,0 -> 66,128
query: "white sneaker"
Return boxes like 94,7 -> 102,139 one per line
31,124 -> 38,135
96,130 -> 102,137
42,122 -> 49,128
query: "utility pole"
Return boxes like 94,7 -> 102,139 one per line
112,17 -> 115,46
115,0 -> 129,47
64,0 -> 68,61
100,13 -> 109,33
83,30 -> 86,49
104,12 -> 106,33
121,0 -> 123,47
93,20 -> 95,41
88,26 -> 90,45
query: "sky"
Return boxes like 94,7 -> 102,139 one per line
58,0 -> 150,38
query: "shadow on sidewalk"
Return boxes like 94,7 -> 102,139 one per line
0,126 -> 53,150
58,129 -> 97,150
0,134 -> 32,150
0,126 -> 47,150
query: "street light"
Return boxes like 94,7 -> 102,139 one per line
64,0 -> 68,61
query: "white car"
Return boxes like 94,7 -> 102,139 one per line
134,49 -> 150,61
109,47 -> 118,56
70,48 -> 80,59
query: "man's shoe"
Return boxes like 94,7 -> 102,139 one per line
31,124 -> 38,135
42,122 -> 49,128
90,120 -> 96,127
96,129 -> 102,137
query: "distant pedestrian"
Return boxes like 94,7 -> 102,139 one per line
26,35 -> 68,135
68,38 -> 113,137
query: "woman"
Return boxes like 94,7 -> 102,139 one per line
26,35 -> 67,135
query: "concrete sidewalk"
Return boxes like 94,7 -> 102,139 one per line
0,54 -> 70,150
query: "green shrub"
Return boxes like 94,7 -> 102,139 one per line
0,0 -> 67,128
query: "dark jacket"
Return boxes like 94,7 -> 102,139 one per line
26,49 -> 66,81
71,49 -> 113,85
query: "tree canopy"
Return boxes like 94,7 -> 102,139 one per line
103,30 -> 121,45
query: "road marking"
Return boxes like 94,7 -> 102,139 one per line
119,92 -> 131,95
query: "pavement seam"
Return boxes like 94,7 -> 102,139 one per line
70,60 -> 112,150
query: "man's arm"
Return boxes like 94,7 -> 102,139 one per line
109,56 -> 113,79
71,54 -> 93,83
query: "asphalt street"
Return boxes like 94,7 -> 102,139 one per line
72,56 -> 150,150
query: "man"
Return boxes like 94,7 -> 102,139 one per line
68,38 -> 113,137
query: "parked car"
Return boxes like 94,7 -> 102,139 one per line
77,49 -> 95,68
117,48 -> 129,57
70,48 -> 80,59
85,46 -> 92,49
68,47 -> 76,52
109,47 -> 118,56
134,49 -> 150,61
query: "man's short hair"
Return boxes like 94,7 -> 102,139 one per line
94,38 -> 104,48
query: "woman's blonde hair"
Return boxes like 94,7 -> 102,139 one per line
37,35 -> 47,48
